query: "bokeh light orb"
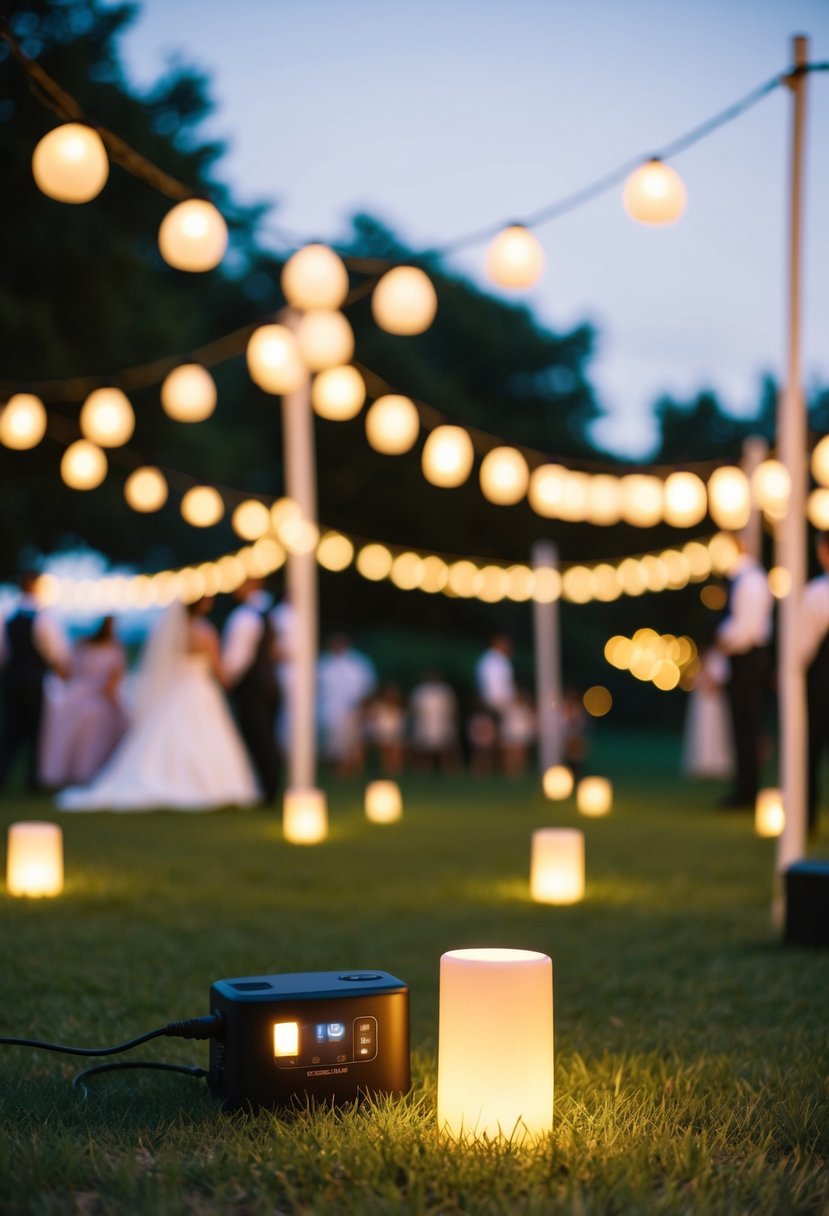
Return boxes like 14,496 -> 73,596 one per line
620,474 -> 663,527
0,394 -> 47,450
528,464 -> 567,518
32,123 -> 108,204
811,435 -> 829,487
486,225 -> 545,288
751,459 -> 791,518
124,466 -> 168,513
364,394 -> 420,454
708,466 -> 751,530
158,199 -> 228,272
542,765 -> 574,800
372,266 -> 437,335
161,364 -> 217,422
808,488 -> 829,529
295,309 -> 355,371
623,158 -> 687,225
663,471 -> 707,528
281,244 -> 349,311
247,324 -> 306,394
311,366 -> 366,420
181,485 -> 224,527
231,499 -> 271,540
479,446 -> 529,505
61,440 -> 107,490
421,426 -> 474,488
79,387 -> 134,447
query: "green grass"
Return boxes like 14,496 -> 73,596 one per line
1,730 -> 828,1215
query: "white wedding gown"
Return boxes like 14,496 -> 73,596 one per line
58,612 -> 260,812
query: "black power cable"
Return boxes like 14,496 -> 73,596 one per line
71,1060 -> 209,1099
0,1014 -> 222,1057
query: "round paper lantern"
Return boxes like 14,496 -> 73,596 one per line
528,464 -> 567,518
181,485 -> 224,527
124,466 -> 168,513
61,440 -> 107,490
32,123 -> 108,204
295,309 -> 354,370
623,158 -> 687,225
479,446 -> 529,505
808,489 -> 829,529
755,788 -> 785,838
486,225 -> 545,288
663,471 -> 707,528
283,788 -> 328,844
811,434 -> 829,487
0,393 -> 47,450
158,199 -> 228,272
232,499 -> 271,540
247,324 -> 306,394
620,474 -> 663,527
577,776 -> 612,817
372,266 -> 437,335
161,364 -> 217,422
6,822 -> 63,897
281,244 -> 349,311
364,395 -> 420,455
421,426 -> 474,488
530,827 -> 585,904
311,366 -> 366,420
751,459 -> 791,517
708,466 -> 751,530
79,387 -> 134,447
365,780 -> 403,824
542,765 -> 574,801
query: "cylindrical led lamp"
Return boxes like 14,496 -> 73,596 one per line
283,789 -> 328,844
365,780 -> 403,824
530,828 -> 584,905
6,822 -> 63,897
437,948 -> 553,1142
577,777 -> 613,817
755,788 -> 785,838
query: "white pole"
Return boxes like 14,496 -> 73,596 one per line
532,540 -> 562,772
280,310 -> 318,791
740,435 -> 768,561
776,35 -> 810,887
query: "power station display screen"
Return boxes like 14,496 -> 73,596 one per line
273,1015 -> 377,1068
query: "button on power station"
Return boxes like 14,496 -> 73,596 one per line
353,1016 -> 377,1060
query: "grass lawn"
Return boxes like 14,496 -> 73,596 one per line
1,729 -> 828,1215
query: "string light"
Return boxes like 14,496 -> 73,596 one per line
181,485 -> 224,527
372,266 -> 437,335
622,158 -> 687,225
60,440 -> 107,490
751,458 -> 791,518
124,466 -> 168,513
160,364 -> 217,422
294,310 -> 355,371
663,471 -> 707,528
485,225 -> 545,288
311,366 -> 366,421
32,122 -> 108,204
421,426 -> 474,488
231,499 -> 271,541
478,446 -> 530,505
246,325 -> 306,394
79,387 -> 134,447
812,435 -> 829,487
158,199 -> 228,272
364,395 -> 420,455
281,244 -> 349,311
707,465 -> 751,530
0,393 -> 47,450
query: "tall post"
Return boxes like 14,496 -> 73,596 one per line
776,36 -> 810,884
740,435 -> 768,561
532,541 -> 562,772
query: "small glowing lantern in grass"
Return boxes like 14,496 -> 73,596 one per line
486,224 -> 545,288
751,459 -> 791,518
663,471 -> 707,528
479,446 -> 529,505
808,489 -> 829,529
365,394 -> 420,455
311,366 -> 366,421
161,363 -> 217,422
282,244 -> 349,311
158,199 -> 228,272
365,780 -> 403,824
32,123 -> 108,204
421,426 -> 474,488
708,466 -> 751,530
6,822 -> 63,897
283,789 -> 328,845
756,788 -> 785,838
437,948 -> 553,1143
0,393 -> 47,450
542,765 -> 574,801
812,435 -> 829,488
623,158 -> 686,225
181,485 -> 224,528
577,776 -> 612,817
372,266 -> 437,335
232,499 -> 271,541
79,387 -> 134,447
530,828 -> 584,904
247,324 -> 306,395
61,440 -> 107,490
124,466 -> 167,513
295,309 -> 354,371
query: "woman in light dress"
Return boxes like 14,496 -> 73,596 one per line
58,598 -> 259,811
681,647 -> 735,780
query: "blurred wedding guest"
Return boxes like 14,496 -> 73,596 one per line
409,670 -> 461,773
59,598 -> 259,811
0,570 -> 70,792
499,687 -> 537,777
560,687 -> 588,779
681,645 -> 734,780
40,616 -> 128,788
317,634 -> 377,777
364,683 -> 406,775
270,593 -> 296,757
715,534 -> 773,808
466,700 -> 499,776
475,634 -> 516,724
801,530 -> 829,836
223,579 -> 281,806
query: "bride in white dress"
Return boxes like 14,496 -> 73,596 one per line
58,598 -> 260,811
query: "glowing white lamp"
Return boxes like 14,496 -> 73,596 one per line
372,266 -> 437,335
751,459 -> 791,518
61,440 -> 107,490
437,948 -> 553,1143
577,776 -> 612,817
247,325 -> 307,394
181,485 -> 224,527
295,310 -> 354,370
811,435 -> 829,487
708,466 -> 751,530
755,788 -> 785,838
124,466 -> 168,513
311,366 -> 366,420
479,447 -> 529,505
623,158 -> 687,225
283,788 -> 328,844
6,822 -> 63,897
281,244 -> 349,311
161,364 -> 217,422
32,123 -> 108,204
530,828 -> 585,904
486,225 -> 545,288
0,394 -> 47,450
421,426 -> 474,488
79,387 -> 134,447
663,471 -> 707,528
158,199 -> 228,272
542,765 -> 574,801
364,395 -> 420,454
365,780 -> 403,824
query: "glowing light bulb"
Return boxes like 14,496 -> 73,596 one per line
181,485 -> 224,527
161,364 -> 217,422
32,123 -> 108,203
486,225 -> 545,288
372,266 -> 437,335
231,499 -> 271,541
479,447 -> 529,505
282,244 -> 349,310
708,466 -> 751,530
295,309 -> 354,370
79,387 -> 134,447
623,158 -> 687,225
663,471 -> 707,528
311,366 -> 366,420
364,395 -> 420,455
247,325 -> 306,394
0,394 -> 47,450
124,466 -> 168,513
421,426 -> 474,488
158,199 -> 228,272
61,440 -> 107,490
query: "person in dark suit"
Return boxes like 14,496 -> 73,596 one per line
222,579 -> 281,805
801,530 -> 829,836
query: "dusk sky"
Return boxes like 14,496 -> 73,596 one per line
114,0 -> 829,456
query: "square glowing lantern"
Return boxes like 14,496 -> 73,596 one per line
282,789 -> 328,845
530,828 -> 585,905
6,822 -> 63,897
365,780 -> 403,824
542,765 -> 574,801
437,948 -> 554,1143
755,788 -> 785,838
577,776 -> 612,817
